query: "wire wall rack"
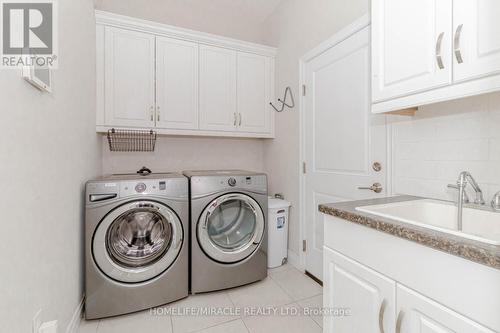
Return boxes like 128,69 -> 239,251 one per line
107,128 -> 157,152
270,86 -> 295,112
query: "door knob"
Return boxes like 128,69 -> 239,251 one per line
358,183 -> 383,193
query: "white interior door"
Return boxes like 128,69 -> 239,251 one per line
237,52 -> 272,134
303,26 -> 387,281
156,37 -> 199,129
453,0 -> 500,83
199,45 -> 237,131
104,27 -> 155,128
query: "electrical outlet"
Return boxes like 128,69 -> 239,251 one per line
39,320 -> 58,333
32,309 -> 42,333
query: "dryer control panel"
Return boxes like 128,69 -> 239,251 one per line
190,174 -> 267,196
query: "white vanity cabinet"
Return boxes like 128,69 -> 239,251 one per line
237,52 -> 273,134
452,0 -> 500,83
322,214 -> 500,333
371,0 -> 452,102
396,285 -> 494,333
95,11 -> 276,138
199,45 -> 237,132
323,247 -> 395,333
103,27 -> 156,128
372,0 -> 500,113
155,37 -> 199,130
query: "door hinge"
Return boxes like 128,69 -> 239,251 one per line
302,239 -> 307,252
302,162 -> 306,174
302,84 -> 306,96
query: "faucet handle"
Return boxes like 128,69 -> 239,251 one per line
447,184 -> 470,203
492,191 -> 500,211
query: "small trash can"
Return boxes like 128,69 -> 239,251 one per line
267,197 -> 291,268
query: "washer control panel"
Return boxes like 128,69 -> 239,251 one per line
86,177 -> 188,204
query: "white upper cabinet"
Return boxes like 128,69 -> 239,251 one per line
396,285 -> 494,333
95,11 -> 276,138
323,247 -> 396,333
372,0 -> 452,102
104,27 -> 155,128
371,0 -> 500,113
237,52 -> 272,134
453,0 -> 500,82
156,37 -> 199,129
199,45 -> 238,132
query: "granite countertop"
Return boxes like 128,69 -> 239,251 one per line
319,196 -> 500,270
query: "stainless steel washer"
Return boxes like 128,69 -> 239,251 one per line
85,172 -> 188,319
183,170 -> 268,293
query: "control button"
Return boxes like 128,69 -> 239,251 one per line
228,177 -> 237,187
135,183 -> 147,193
159,181 -> 166,190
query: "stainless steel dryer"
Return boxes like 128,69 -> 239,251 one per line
85,170 -> 188,319
183,170 -> 267,293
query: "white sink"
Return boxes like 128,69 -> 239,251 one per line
355,199 -> 500,245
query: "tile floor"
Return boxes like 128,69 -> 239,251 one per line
78,264 -> 323,333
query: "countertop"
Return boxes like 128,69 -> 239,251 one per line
319,196 -> 500,270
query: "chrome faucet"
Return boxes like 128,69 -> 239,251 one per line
449,172 -> 485,230
492,191 -> 500,211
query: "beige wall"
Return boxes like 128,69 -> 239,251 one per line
261,0 -> 369,257
0,0 -> 101,331
102,136 -> 265,175
94,0 -> 279,44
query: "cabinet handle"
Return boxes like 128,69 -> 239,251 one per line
454,24 -> 464,64
238,113 -> 242,126
150,106 -> 154,121
378,299 -> 386,333
157,106 -> 160,122
233,112 -> 237,126
435,32 -> 445,69
396,310 -> 405,333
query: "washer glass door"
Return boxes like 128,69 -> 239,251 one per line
93,201 -> 183,283
198,193 -> 265,263
107,206 -> 171,268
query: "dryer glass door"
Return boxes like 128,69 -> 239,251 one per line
198,193 -> 265,263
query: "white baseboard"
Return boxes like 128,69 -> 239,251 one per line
66,296 -> 84,333
287,250 -> 304,271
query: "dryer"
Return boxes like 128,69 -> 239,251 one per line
183,170 -> 267,293
85,171 -> 188,319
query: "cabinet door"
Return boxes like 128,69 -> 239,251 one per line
323,247 -> 396,333
156,37 -> 199,130
396,284 -> 494,333
237,52 -> 272,134
372,0 -> 452,102
199,45 -> 237,132
104,27 -> 155,128
453,0 -> 500,82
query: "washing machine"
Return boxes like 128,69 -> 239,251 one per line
183,170 -> 267,293
85,170 -> 188,319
